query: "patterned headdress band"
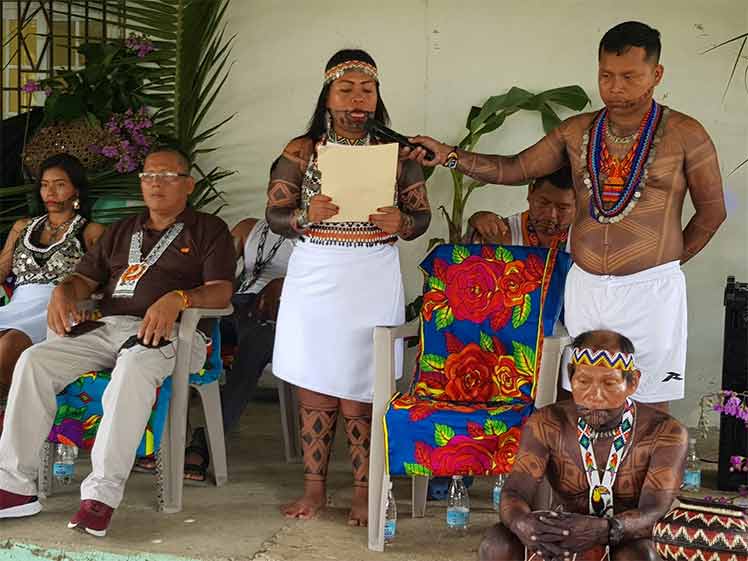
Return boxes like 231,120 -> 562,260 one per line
571,347 -> 636,372
324,61 -> 379,85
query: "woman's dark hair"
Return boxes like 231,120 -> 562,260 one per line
35,153 -> 90,219
599,21 -> 661,63
299,49 -> 390,142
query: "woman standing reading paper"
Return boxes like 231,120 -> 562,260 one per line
266,49 -> 431,526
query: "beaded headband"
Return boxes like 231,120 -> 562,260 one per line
324,60 -> 379,85
571,347 -> 636,372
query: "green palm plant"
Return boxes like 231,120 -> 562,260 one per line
427,85 -> 591,244
0,0 -> 235,231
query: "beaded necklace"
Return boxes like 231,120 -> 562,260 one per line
577,398 -> 635,518
521,211 -> 568,251
582,100 -> 666,224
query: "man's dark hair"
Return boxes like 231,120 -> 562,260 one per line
300,48 -> 390,142
568,329 -> 637,383
532,166 -> 574,192
35,153 -> 91,219
145,144 -> 192,174
599,21 -> 661,63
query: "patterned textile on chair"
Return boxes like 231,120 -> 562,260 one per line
47,323 -> 224,458
385,244 -> 570,477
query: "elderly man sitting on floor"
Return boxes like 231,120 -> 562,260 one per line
0,145 -> 234,537
479,329 -> 688,561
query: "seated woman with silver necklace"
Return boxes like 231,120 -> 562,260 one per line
0,154 -> 104,428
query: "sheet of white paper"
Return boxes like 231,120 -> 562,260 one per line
316,142 -> 398,223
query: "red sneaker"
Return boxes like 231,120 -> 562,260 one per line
0,488 -> 41,519
67,499 -> 114,537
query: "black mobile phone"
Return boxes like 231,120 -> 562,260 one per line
66,320 -> 106,337
119,334 -> 172,350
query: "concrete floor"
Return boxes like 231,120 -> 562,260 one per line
1,396 -> 503,561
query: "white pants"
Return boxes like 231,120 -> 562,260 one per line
0,315 -> 206,508
562,261 -> 687,403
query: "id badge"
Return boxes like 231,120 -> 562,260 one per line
112,263 -> 149,299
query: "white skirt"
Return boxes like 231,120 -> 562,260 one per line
272,241 -> 404,403
0,283 -> 56,344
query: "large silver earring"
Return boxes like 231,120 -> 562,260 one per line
73,198 -> 80,210
325,110 -> 333,134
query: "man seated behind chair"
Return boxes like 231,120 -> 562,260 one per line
0,145 -> 234,537
182,212 -> 293,482
466,166 -> 576,252
479,329 -> 687,561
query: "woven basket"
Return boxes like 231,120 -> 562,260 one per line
23,119 -> 114,178
654,499 -> 748,561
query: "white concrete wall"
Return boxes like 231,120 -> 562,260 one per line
203,0 -> 748,425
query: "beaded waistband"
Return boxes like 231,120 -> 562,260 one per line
304,222 -> 396,247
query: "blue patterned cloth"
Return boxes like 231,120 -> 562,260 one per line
385,244 -> 570,477
48,323 -> 224,457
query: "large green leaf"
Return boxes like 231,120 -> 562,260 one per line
434,423 -> 455,447
537,85 -> 591,111
479,331 -> 495,353
469,87 -> 533,132
512,293 -> 532,329
540,103 -> 562,133
420,353 -> 446,372
512,341 -> 536,377
435,307 -> 455,331
484,419 -> 507,436
404,462 -> 432,477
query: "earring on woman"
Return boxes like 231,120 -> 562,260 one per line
325,110 -> 333,134
73,198 -> 80,210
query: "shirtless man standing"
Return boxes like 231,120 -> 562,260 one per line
408,21 -> 726,411
479,329 -> 688,561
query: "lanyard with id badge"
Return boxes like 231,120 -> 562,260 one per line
113,223 -> 184,299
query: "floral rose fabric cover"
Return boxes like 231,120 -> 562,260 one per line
47,324 -> 223,458
385,244 -> 570,477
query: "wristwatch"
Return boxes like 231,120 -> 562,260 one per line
444,146 -> 459,169
608,517 -> 625,547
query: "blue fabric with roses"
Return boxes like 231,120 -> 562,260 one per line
384,244 -> 570,477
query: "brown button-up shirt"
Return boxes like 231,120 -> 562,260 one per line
75,207 -> 235,319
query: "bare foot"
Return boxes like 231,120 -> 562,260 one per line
348,485 -> 368,526
282,481 -> 326,520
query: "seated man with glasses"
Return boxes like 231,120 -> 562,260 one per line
0,145 -> 235,537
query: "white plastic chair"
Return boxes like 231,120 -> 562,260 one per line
366,318 -> 570,552
277,376 -> 302,463
38,306 -> 233,513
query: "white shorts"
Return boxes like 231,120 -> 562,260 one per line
562,261 -> 687,403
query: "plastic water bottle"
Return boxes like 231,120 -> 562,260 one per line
384,482 -> 397,543
682,437 -> 701,492
446,475 -> 470,530
53,443 -> 77,485
492,474 -> 506,511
